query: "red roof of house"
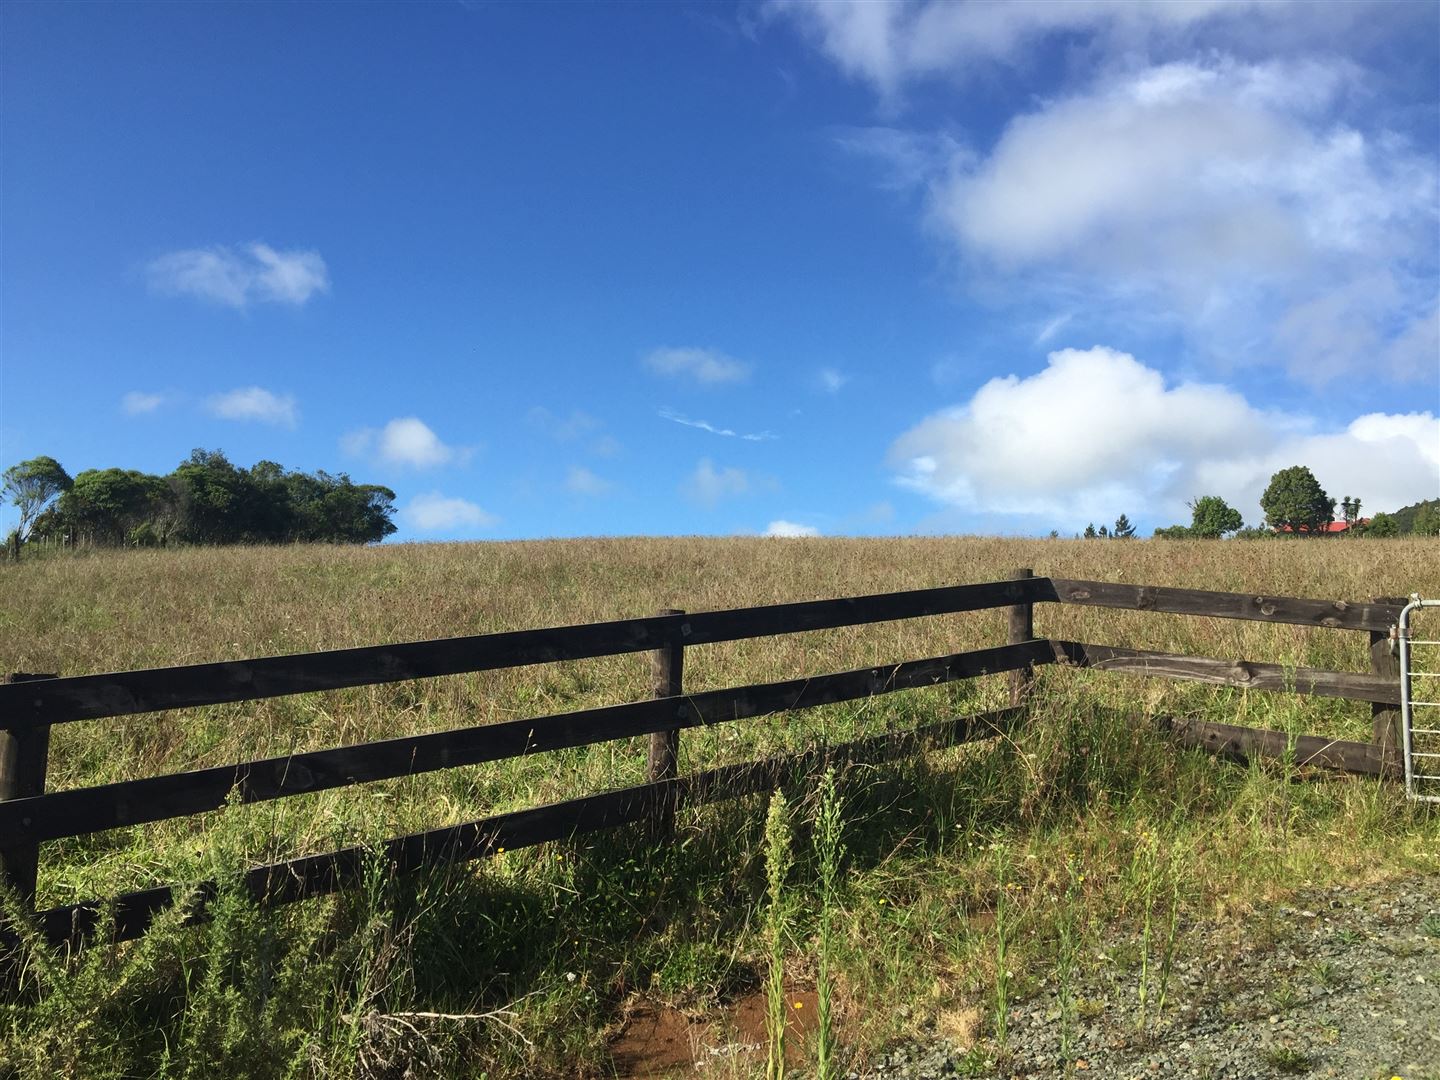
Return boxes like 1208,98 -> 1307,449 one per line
1275,519 -> 1369,534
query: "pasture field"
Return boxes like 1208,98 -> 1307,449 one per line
1,537 -> 1437,1078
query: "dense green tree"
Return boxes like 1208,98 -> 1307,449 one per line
1152,525 -> 1191,539
1112,514 -> 1136,539
60,469 -> 171,545
1412,504 -> 1440,537
1083,523 -> 1097,539
1260,466 -> 1334,535
6,449 -> 396,550
3,455 -> 73,545
1364,512 -> 1400,538
1187,495 -> 1244,538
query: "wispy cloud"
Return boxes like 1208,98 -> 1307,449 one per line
400,492 -> 497,532
660,407 -> 777,441
121,391 -> 166,415
527,407 -> 601,441
681,458 -> 751,508
764,519 -> 820,537
207,386 -> 298,428
643,346 -> 751,386
566,466 -> 612,497
146,242 -> 330,308
342,417 -> 472,469
1034,312 -> 1074,346
817,368 -> 850,393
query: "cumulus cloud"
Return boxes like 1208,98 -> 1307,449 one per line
890,346 -> 1438,524
400,493 -> 497,533
660,407 -> 777,441
846,57 -> 1437,383
207,386 -> 298,428
342,417 -> 471,469
121,391 -> 165,415
764,520 -> 821,537
768,1 -> 1397,102
566,466 -> 611,497
146,243 -> 329,308
682,458 -> 751,507
644,346 -> 751,386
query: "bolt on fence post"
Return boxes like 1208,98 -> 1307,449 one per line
1369,597 -> 1406,776
1007,569 -> 1036,709
647,610 -> 686,837
0,673 -> 58,908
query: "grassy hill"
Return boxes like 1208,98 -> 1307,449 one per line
2,537 -> 1437,1078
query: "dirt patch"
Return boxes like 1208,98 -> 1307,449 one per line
609,988 -> 825,1077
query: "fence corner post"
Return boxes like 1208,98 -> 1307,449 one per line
647,610 -> 686,837
1007,569 -> 1036,709
1,673 -> 57,908
1369,598 -> 1405,777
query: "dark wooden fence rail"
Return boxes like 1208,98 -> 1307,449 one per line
0,572 -> 1408,950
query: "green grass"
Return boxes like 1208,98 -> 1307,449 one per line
1,536 -> 1437,1077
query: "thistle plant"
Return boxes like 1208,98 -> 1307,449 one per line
814,767 -> 845,1080
764,789 -> 795,1080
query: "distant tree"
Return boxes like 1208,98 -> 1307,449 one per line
1047,529 -> 1060,539
1153,525 -> 1191,539
1233,525 -> 1276,540
3,456 -> 73,551
1412,504 -> 1440,537
1187,495 -> 1244,539
1084,523 -> 1097,539
1261,466 -> 1334,535
60,468 -> 171,546
1098,524 -> 1109,538
1112,514 -> 1136,539
1365,512 -> 1400,538
1339,495 -> 1364,530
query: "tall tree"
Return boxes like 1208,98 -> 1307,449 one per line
1260,466 -> 1334,535
3,455 -> 73,547
1188,495 -> 1243,538
1083,523 -> 1097,539
1112,513 -> 1136,539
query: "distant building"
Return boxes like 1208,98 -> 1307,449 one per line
1274,519 -> 1369,535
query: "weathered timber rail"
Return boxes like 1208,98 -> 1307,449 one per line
0,571 -> 1409,949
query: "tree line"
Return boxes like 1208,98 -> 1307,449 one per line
1150,465 -> 1439,539
3,450 -> 397,555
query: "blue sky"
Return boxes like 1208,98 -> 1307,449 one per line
3,1 -> 1437,541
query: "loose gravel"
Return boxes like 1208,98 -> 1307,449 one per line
855,874 -> 1440,1080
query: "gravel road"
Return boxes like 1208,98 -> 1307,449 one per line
857,874 -> 1440,1080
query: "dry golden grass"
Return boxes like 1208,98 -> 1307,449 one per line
2,537 -> 1438,1078
2,536 -> 1435,902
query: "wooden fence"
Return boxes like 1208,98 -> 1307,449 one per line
0,571 -> 1408,949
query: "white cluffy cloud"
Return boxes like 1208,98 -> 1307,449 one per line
644,346 -> 751,386
400,493 -> 497,533
851,58 -> 1439,383
682,458 -> 751,508
207,386 -> 298,428
890,346 -> 1439,524
147,243 -> 330,308
121,391 -> 165,415
764,520 -> 821,537
660,408 -> 777,442
767,1 -> 1390,101
342,417 -> 471,469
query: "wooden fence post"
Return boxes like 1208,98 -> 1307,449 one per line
647,610 -> 686,836
1,674 -> 57,906
1370,597 -> 1406,775
1007,569 -> 1035,708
